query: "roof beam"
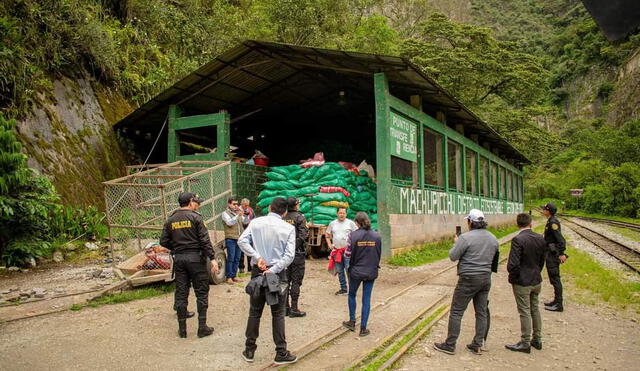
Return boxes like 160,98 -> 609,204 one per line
214,56 -> 313,103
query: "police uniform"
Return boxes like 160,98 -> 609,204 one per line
160,195 -> 215,338
284,201 -> 308,317
543,208 -> 566,310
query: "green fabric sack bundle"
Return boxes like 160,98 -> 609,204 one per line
265,172 -> 288,181
310,192 -> 350,203
271,164 -> 301,176
313,205 -> 341,217
263,180 -> 297,190
299,166 -> 320,181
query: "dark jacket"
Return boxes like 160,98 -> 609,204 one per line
345,228 -> 382,281
284,210 -> 308,254
160,209 -> 215,259
245,272 -> 282,305
507,229 -> 548,286
544,215 -> 566,256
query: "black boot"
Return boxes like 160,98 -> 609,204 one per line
544,303 -> 564,312
197,317 -> 214,338
176,308 -> 188,338
289,308 -> 307,317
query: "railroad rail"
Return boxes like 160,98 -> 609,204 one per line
561,217 -> 640,274
559,214 -> 640,233
260,231 -> 520,370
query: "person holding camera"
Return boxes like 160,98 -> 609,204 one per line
434,209 -> 499,355
160,192 -> 219,338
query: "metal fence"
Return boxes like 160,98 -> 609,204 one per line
103,161 -> 232,266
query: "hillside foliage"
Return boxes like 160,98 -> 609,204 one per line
0,0 -> 639,268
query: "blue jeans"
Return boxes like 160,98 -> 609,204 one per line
348,277 -> 374,328
225,239 -> 241,278
336,258 -> 349,291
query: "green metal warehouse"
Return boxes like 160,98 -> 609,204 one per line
114,40 -> 528,257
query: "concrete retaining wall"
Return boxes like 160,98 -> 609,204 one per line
389,213 -> 517,255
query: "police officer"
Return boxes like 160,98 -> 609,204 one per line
284,197 -> 308,318
160,192 -> 219,338
541,203 -> 566,312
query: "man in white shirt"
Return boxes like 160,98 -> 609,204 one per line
326,207 -> 357,295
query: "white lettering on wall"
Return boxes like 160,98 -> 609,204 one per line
396,186 -> 523,215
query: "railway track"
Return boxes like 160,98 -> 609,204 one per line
260,231 -> 520,370
561,217 -> 640,274
559,214 -> 640,233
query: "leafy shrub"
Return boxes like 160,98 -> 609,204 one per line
0,113 -> 59,265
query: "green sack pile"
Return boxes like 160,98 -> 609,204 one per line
257,162 -> 378,229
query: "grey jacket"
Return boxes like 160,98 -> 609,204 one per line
449,229 -> 499,276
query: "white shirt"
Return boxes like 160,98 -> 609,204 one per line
327,218 -> 357,249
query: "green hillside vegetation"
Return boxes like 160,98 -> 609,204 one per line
0,0 -> 639,264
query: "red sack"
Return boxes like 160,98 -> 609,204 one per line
301,160 -> 325,168
338,161 -> 356,170
301,152 -> 325,163
319,186 -> 350,198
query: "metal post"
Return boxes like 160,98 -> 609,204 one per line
104,187 -> 116,268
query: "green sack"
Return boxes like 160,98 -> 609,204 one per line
258,189 -> 279,199
313,205 -> 341,217
300,166 -> 319,181
289,167 -> 307,180
265,172 -> 287,181
299,202 -> 312,213
263,180 -> 297,190
257,197 -> 275,208
310,192 -> 349,203
295,185 -> 320,197
290,178 -> 315,188
271,165 -> 301,177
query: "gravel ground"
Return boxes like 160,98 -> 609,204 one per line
396,261 -> 640,370
569,218 -> 640,253
0,257 -> 453,370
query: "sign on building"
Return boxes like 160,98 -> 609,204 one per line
390,112 -> 417,162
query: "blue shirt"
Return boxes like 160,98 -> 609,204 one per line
238,212 -> 295,274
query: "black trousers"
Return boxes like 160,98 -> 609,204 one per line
245,266 -> 288,353
238,252 -> 252,271
286,254 -> 306,310
174,253 -> 209,320
546,255 -> 563,305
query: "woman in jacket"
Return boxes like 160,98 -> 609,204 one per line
341,212 -> 382,337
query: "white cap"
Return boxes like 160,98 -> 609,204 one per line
465,209 -> 485,222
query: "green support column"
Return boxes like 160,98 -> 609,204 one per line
216,114 -> 230,161
462,146 -> 467,195
374,73 -> 392,258
443,135 -> 449,193
167,105 -> 182,162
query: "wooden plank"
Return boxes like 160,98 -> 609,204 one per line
129,272 -> 173,287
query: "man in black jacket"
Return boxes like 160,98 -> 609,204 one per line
284,197 -> 308,318
541,202 -> 567,312
506,213 -> 548,353
160,192 -> 219,338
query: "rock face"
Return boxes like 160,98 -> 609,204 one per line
15,72 -> 130,208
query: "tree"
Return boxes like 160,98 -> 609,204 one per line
400,12 -> 548,108
0,113 -> 59,265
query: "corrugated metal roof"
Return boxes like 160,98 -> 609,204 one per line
115,40 -> 529,165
